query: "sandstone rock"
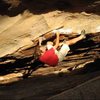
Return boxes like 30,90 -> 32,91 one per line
0,1 -> 100,99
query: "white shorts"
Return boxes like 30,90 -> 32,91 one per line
55,44 -> 70,62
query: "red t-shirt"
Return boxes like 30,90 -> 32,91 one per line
39,48 -> 58,66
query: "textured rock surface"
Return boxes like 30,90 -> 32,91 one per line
0,0 -> 100,57
0,0 -> 100,100
0,67 -> 100,100
0,11 -> 100,57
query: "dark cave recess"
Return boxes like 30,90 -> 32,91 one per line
0,0 -> 100,16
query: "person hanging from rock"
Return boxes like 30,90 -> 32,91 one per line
38,30 -> 86,66
23,29 -> 86,78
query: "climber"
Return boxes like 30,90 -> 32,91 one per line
23,29 -> 86,78
38,30 -> 86,66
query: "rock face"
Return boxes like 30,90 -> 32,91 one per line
0,0 -> 100,82
0,10 -> 100,57
0,0 -> 100,100
0,0 -> 100,57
